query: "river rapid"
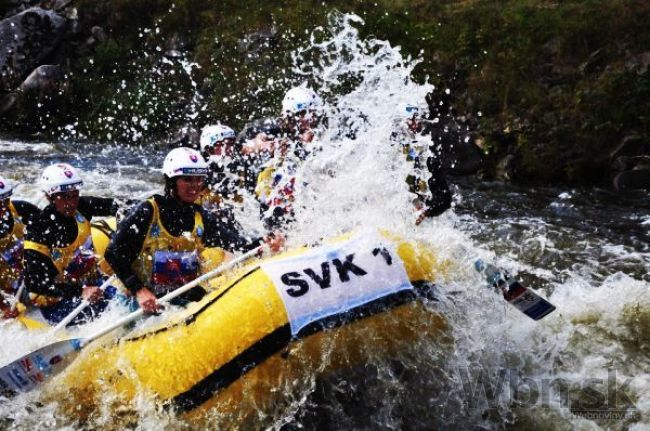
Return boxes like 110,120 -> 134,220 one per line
0,12 -> 648,431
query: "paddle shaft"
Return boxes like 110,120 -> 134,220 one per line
50,275 -> 117,334
0,245 -> 264,395
9,282 -> 25,312
81,245 -> 264,346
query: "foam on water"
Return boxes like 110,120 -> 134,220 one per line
0,11 -> 648,430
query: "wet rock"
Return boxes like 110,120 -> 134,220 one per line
19,64 -> 64,93
40,0 -> 73,11
63,6 -> 80,34
611,155 -> 633,172
82,26 -> 108,51
1,1 -> 33,19
0,7 -> 66,91
625,51 -> 650,74
613,169 -> 650,192
90,26 -> 107,43
610,134 -> 650,191
610,135 -> 648,161
0,64 -> 65,114
496,154 -> 517,181
0,92 -> 18,114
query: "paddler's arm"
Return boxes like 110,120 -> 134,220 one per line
12,200 -> 41,227
104,200 -> 153,295
105,200 -> 161,314
77,196 -> 119,220
200,207 -> 264,252
200,208 -> 285,253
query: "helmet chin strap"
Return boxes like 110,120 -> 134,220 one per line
163,175 -> 177,198
164,177 -> 193,206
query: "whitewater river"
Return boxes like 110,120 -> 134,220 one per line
0,12 -> 648,431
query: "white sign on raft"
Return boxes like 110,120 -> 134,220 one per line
261,231 -> 412,336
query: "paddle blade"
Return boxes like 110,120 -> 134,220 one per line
16,314 -> 50,331
475,259 -> 556,321
502,280 -> 556,320
0,338 -> 82,395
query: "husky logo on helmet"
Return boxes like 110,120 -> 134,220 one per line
163,147 -> 209,178
63,169 -> 73,178
173,167 -> 209,175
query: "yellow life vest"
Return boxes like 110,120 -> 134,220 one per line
255,159 -> 297,218
255,165 -> 275,203
0,202 -> 25,295
132,199 -> 206,296
25,211 -> 100,307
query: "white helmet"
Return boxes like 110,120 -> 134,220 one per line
199,124 -> 236,153
0,176 -> 13,200
281,86 -> 322,116
162,147 -> 209,178
40,163 -> 83,196
397,103 -> 421,119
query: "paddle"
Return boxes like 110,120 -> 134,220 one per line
9,282 -> 25,313
474,259 -> 556,320
49,275 -> 117,335
0,245 -> 264,395
0,285 -> 48,330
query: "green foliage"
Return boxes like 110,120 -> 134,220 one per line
2,0 -> 647,185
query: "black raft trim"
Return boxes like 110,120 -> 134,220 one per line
170,280 -> 439,413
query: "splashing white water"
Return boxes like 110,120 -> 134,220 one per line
0,11 -> 648,431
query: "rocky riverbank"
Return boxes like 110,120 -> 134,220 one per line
0,0 -> 648,189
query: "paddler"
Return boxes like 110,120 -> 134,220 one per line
24,163 -> 119,325
104,147 -> 284,314
250,85 -> 324,230
0,175 -> 40,319
198,123 -> 248,227
390,102 -> 452,224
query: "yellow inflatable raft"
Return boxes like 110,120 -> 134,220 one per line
54,230 -> 451,423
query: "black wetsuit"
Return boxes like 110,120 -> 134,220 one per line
0,200 -> 39,305
419,92 -> 481,218
422,154 -> 453,217
104,193 -> 262,300
0,200 -> 40,238
25,197 -> 117,299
